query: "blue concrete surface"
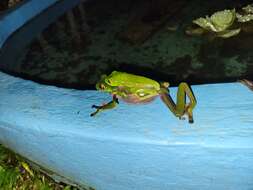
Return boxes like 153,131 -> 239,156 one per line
0,0 -> 57,48
0,71 -> 253,190
0,0 -> 82,70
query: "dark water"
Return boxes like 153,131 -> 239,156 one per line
1,0 -> 253,89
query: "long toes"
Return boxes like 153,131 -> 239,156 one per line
179,116 -> 186,120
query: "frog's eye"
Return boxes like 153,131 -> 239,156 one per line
107,79 -> 112,84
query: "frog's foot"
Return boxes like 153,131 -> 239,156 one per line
90,105 -> 101,117
179,116 -> 186,120
91,104 -> 106,116
90,112 -> 98,117
92,105 -> 102,109
179,109 -> 193,123
185,104 -> 194,123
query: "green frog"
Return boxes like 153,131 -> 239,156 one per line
91,71 -> 197,123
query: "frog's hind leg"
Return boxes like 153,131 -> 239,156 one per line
160,82 -> 196,123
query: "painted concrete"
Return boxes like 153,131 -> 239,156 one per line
0,71 -> 253,190
0,0 -> 57,48
0,0 -> 82,70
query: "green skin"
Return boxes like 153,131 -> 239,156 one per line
91,71 -> 197,123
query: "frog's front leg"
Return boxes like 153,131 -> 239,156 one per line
90,95 -> 119,117
160,82 -> 197,123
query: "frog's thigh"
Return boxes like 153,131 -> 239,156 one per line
177,82 -> 196,109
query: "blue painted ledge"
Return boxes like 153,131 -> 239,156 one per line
0,71 -> 253,190
0,0 -> 58,48
0,0 -> 82,71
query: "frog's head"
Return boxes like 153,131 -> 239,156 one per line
96,74 -> 115,93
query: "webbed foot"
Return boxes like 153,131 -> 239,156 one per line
90,105 -> 101,117
90,96 -> 119,117
185,104 -> 194,123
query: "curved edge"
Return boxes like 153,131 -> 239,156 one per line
0,0 -> 82,71
0,0 -> 58,48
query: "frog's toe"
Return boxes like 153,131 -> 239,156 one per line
179,113 -> 194,123
179,116 -> 186,120
92,105 -> 100,109
90,111 -> 99,117
189,118 -> 194,124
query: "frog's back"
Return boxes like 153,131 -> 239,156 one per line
109,71 -> 160,89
